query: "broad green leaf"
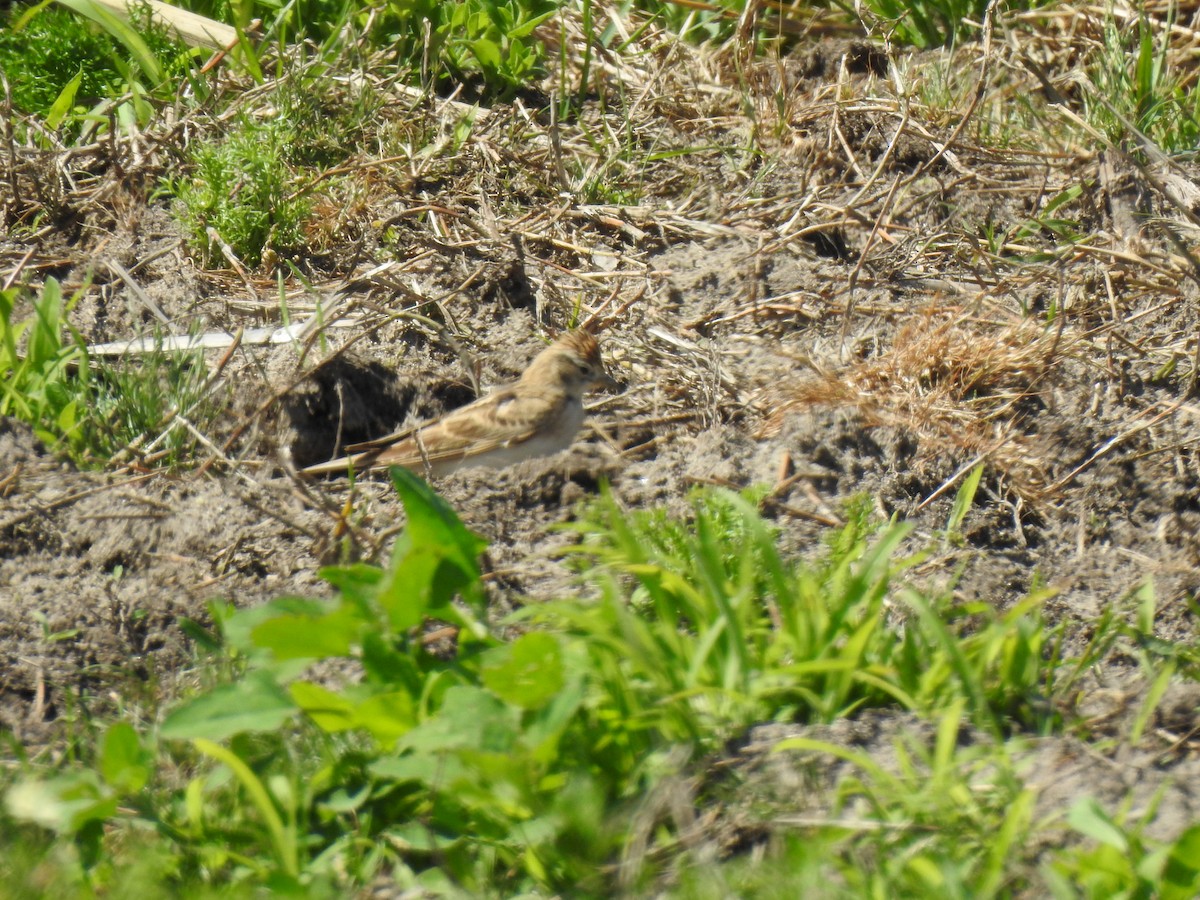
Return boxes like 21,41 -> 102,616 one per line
220,596 -> 329,656
390,467 -> 487,577
482,632 -> 563,710
384,821 -> 465,852
0,288 -> 19,368
400,685 -> 517,754
469,38 -> 502,72
250,600 -> 364,660
1162,824 -> 1200,899
360,631 -> 421,687
377,468 -> 487,628
28,278 -> 63,366
509,9 -> 556,38
355,691 -> 417,744
379,544 -> 443,630
290,681 -> 357,733
161,671 -> 295,740
6,772 -> 117,834
372,752 -> 470,787
319,563 -> 384,606
1067,797 -> 1128,852
98,722 -> 149,793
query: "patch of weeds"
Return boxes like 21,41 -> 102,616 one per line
672,830 -> 837,898
0,2 -> 196,135
1045,797 -> 1200,899
579,173 -> 643,205
553,483 -> 1066,744
167,114 -> 312,268
181,0 -> 348,42
275,75 -> 383,170
547,487 -> 903,746
629,0 -> 740,43
1086,10 -> 1200,152
371,0 -> 557,100
0,474 -> 1165,893
0,278 -> 219,468
0,278 -> 92,457
0,5 -> 123,116
830,0 -> 986,49
85,341 -> 217,468
983,184 -> 1087,262
911,53 -> 1049,151
775,707 -> 1036,896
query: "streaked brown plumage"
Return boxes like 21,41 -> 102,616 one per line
302,330 -> 613,478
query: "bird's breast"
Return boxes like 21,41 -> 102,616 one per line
523,397 -> 586,456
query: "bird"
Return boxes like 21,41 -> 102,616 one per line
301,330 -> 615,478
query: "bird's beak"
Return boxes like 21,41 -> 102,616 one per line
594,369 -> 620,392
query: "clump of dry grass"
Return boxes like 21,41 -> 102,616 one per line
759,308 -> 1072,498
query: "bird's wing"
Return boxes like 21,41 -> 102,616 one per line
342,423 -> 419,454
301,388 -> 563,475
369,387 -> 562,466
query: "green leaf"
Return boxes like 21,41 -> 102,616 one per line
46,69 -> 83,130
55,0 -> 165,84
946,462 -> 984,535
378,543 -> 444,631
371,752 -> 471,787
193,738 -> 297,878
378,468 -> 487,629
98,722 -> 149,793
509,9 -> 556,39
290,680 -> 357,733
27,277 -> 63,366
360,631 -> 420,687
0,288 -> 19,370
391,467 -> 486,576
319,563 -> 384,605
220,596 -> 329,656
482,632 -> 564,710
161,670 -> 296,740
354,691 -> 417,745
1067,797 -> 1128,852
469,38 -> 503,72
1162,824 -> 1200,899
400,685 -> 517,754
249,599 -> 364,660
6,772 -> 117,834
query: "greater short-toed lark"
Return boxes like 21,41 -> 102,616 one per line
302,330 -> 614,478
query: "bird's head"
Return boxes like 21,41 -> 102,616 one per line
524,330 -> 617,394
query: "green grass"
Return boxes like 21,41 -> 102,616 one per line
0,6 -> 127,116
0,279 -> 220,468
4,470 -> 1195,895
167,114 -> 313,269
1085,10 -> 1200,153
0,1 -> 197,136
0,279 -> 91,456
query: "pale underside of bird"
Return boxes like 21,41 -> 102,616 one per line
301,330 -> 612,478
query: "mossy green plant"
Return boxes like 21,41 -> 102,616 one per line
169,115 -> 312,268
